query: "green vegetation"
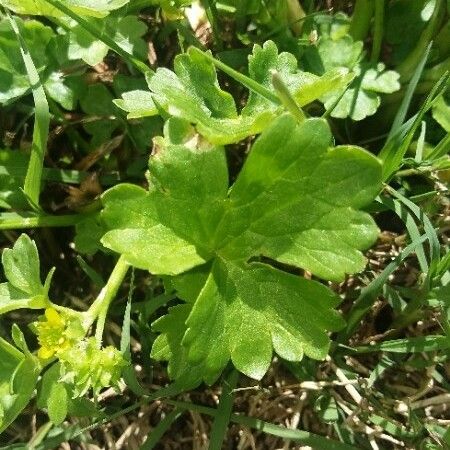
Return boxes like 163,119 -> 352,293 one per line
0,0 -> 449,448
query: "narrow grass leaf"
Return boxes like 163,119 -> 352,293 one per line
6,13 -> 50,209
76,256 -> 105,287
139,408 -> 183,450
344,335 -> 450,353
165,400 -> 360,450
209,370 -> 239,450
339,233 -> 429,341
367,355 -> 397,387
379,196 -> 428,273
427,132 -> 450,160
368,414 -> 417,439
388,44 -> 431,140
73,381 -> 187,438
386,186 -> 441,281
380,73 -> 449,180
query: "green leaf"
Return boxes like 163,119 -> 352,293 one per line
114,90 -> 157,118
44,72 -> 83,111
184,260 -> 345,380
0,18 -> 54,104
47,383 -> 69,425
1,0 -> 130,18
103,114 -> 382,383
322,63 -> 400,120
0,338 -> 40,433
304,12 -> 400,120
0,150 -> 29,210
133,41 -> 353,144
66,15 -> 147,66
1,234 -> 50,314
345,335 -> 450,354
241,40 -> 314,116
2,234 -> 43,295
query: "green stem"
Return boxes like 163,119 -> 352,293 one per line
286,0 -> 306,36
271,70 -> 305,122
371,0 -> 384,64
397,0 -> 445,82
189,46 -> 280,105
349,0 -> 374,41
0,213 -> 91,230
84,255 -> 130,342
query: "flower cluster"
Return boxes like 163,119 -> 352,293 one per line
34,308 -> 126,397
60,337 -> 126,397
34,308 -> 84,360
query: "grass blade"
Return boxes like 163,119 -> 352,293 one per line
6,13 -> 50,209
209,369 -> 239,450
379,72 -> 449,181
139,408 -> 183,450
385,186 -> 441,281
387,43 -> 431,141
165,399 -> 360,450
427,132 -> 450,160
342,335 -> 450,354
338,233 -> 429,342
379,196 -> 429,273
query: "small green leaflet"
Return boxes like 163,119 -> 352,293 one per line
0,337 -> 40,433
0,234 -> 52,314
115,41 -> 352,144
102,114 -> 382,384
304,12 -> 400,120
65,15 -> 147,67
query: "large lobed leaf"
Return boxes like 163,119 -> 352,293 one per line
102,114 -> 382,384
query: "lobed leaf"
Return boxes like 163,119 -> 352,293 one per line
117,41 -> 353,144
0,234 -> 51,314
304,12 -> 401,120
102,114 -> 382,384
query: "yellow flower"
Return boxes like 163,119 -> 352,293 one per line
35,308 -> 78,360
